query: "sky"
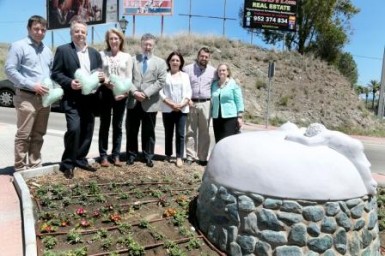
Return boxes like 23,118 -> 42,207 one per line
0,0 -> 383,87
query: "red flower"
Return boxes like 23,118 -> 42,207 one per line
92,210 -> 100,218
75,208 -> 86,216
110,213 -> 121,223
80,219 -> 90,227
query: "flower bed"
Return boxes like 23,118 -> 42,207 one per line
26,161 -> 221,256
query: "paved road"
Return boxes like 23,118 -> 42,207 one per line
1,107 -> 384,175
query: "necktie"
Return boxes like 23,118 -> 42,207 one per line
142,56 -> 147,74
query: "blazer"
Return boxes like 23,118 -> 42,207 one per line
211,78 -> 245,119
51,42 -> 103,101
127,53 -> 167,112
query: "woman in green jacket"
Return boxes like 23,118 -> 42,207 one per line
211,63 -> 245,142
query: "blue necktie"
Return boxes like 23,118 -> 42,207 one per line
142,56 -> 147,74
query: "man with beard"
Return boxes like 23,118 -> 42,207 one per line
183,47 -> 217,166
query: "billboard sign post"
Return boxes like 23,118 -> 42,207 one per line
243,0 -> 298,31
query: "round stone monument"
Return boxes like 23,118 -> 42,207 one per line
196,123 -> 380,255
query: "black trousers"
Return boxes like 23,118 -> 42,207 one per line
98,88 -> 127,159
60,95 -> 95,170
162,112 -> 187,158
126,102 -> 157,161
213,116 -> 238,143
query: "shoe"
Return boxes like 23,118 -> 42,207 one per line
63,168 -> 74,179
176,158 -> 183,168
146,159 -> 154,168
198,160 -> 208,166
127,157 -> 135,165
185,159 -> 193,165
100,158 -> 110,167
113,157 -> 123,167
78,164 -> 97,172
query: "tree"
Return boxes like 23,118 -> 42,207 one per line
239,0 -> 359,85
245,0 -> 359,54
336,52 -> 358,86
368,80 -> 380,110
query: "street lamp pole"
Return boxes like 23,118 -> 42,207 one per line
118,16 -> 129,35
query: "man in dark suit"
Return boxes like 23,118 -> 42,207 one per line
51,19 -> 103,179
126,33 -> 167,167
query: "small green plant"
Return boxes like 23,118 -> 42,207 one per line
117,223 -> 132,234
164,240 -> 186,256
128,240 -> 145,256
100,237 -> 113,250
133,188 -> 144,199
42,236 -> 58,250
172,210 -> 187,227
67,229 -> 82,244
42,251 -> 57,256
36,185 -> 49,196
88,180 -> 101,194
138,219 -> 149,228
61,196 -> 72,207
40,195 -> 56,208
119,192 -> 129,200
95,194 -> 106,203
187,236 -> 201,250
65,246 -> 87,256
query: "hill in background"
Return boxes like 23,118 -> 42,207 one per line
0,35 -> 383,135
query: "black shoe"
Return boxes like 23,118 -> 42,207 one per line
146,159 -> 154,167
198,160 -> 208,166
127,157 -> 135,165
78,164 -> 97,172
63,168 -> 74,179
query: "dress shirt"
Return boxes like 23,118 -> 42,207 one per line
160,71 -> 192,113
5,36 -> 53,90
75,44 -> 91,74
183,62 -> 216,99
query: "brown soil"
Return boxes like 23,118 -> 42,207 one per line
27,157 -> 223,256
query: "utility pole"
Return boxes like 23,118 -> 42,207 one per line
378,47 -> 385,118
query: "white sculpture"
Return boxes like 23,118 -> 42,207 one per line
285,123 -> 377,195
74,69 -> 100,95
41,78 -> 64,107
109,74 -> 133,97
204,122 -> 376,200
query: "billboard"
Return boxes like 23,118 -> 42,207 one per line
123,0 -> 173,15
243,0 -> 297,31
47,0 -> 112,30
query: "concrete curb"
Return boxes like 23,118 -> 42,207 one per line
13,165 -> 60,256
12,159 -> 97,255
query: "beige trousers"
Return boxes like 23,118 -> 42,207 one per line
13,91 -> 50,171
185,101 -> 211,161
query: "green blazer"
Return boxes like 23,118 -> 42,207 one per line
211,78 -> 244,118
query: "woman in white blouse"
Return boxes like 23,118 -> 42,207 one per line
98,28 -> 132,167
160,51 -> 192,167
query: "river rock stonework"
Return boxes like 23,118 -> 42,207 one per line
197,182 -> 379,255
196,123 -> 379,255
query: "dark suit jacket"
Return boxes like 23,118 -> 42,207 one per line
51,42 -> 102,101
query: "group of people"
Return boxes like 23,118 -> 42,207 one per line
4,15 -> 245,179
